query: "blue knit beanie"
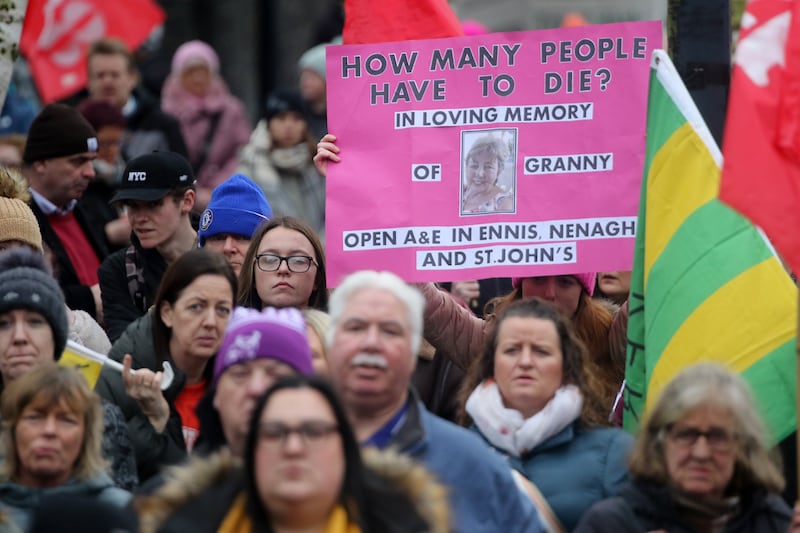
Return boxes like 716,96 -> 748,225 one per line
198,174 -> 272,246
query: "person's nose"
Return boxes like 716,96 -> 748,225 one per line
202,307 -> 217,328
246,370 -> 273,397
359,324 -> 382,350
518,347 -> 534,368
542,278 -> 557,300
689,435 -> 713,459
127,206 -> 146,223
282,430 -> 306,454
276,257 -> 292,275
11,320 -> 29,344
223,236 -> 238,254
42,415 -> 58,435
82,160 -> 96,179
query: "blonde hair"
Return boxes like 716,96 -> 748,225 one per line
302,308 -> 331,359
0,364 -> 108,483
628,362 -> 784,494
465,134 -> 507,176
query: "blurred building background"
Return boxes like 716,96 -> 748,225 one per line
150,0 -> 668,124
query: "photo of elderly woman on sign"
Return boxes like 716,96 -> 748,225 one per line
461,129 -> 516,215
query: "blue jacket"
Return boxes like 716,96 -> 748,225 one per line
477,421 -> 633,531
384,393 -> 543,533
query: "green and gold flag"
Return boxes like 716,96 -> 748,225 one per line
623,50 -> 797,442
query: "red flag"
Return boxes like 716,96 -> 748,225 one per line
720,0 -> 800,276
20,0 -> 165,103
343,0 -> 464,44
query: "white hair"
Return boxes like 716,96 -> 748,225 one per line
327,270 -> 424,356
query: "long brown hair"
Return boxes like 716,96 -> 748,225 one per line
459,298 -> 607,426
237,216 -> 328,311
482,280 -> 615,425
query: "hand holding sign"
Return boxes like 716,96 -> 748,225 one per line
314,133 -> 340,177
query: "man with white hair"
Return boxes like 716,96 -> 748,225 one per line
327,270 -> 543,532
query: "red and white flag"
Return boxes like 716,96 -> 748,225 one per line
720,0 -> 800,276
343,0 -> 464,44
20,0 -> 165,103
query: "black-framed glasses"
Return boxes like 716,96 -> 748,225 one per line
666,425 -> 738,453
255,254 -> 317,273
258,421 -> 338,447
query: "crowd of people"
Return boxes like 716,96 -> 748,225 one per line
0,22 -> 796,533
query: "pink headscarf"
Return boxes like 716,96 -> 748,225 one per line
171,40 -> 220,76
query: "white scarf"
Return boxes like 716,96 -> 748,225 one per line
271,144 -> 311,171
466,380 -> 583,457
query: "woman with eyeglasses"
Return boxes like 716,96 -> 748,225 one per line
575,362 -> 797,533
237,216 -> 328,311
136,375 -> 450,533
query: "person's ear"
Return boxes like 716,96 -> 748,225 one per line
180,189 -> 196,214
160,300 -> 174,328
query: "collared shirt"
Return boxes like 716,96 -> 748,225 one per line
122,95 -> 137,118
362,402 -> 409,449
29,187 -> 76,215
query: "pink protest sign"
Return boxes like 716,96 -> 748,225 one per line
326,21 -> 662,286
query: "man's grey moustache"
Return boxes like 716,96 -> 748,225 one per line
352,353 -> 388,368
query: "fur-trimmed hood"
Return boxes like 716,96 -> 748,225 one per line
136,448 -> 450,533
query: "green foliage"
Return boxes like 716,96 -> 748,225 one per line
731,0 -> 746,29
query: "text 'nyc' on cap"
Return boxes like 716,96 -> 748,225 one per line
110,151 -> 196,204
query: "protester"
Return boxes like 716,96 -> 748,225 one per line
194,306 -> 314,456
298,42 -> 330,140
76,98 -> 131,249
461,297 -> 632,531
0,248 -> 136,489
98,151 -> 198,341
0,134 -> 25,173
0,364 -> 131,531
197,173 -> 272,277
95,249 -> 236,482
21,103 -> 108,320
161,40 -> 252,210
136,375 -> 450,533
326,269 -> 544,532
0,173 -> 112,354
86,38 -> 188,159
302,307 -> 330,374
237,215 -> 328,311
75,99 -> 125,188
575,362 -> 796,532
413,273 -> 622,424
595,271 -> 631,306
236,90 -> 325,238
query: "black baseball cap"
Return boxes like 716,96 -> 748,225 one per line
110,151 -> 196,204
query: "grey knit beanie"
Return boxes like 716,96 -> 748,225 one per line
0,248 -> 68,358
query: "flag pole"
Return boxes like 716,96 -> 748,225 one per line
796,289 -> 799,492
